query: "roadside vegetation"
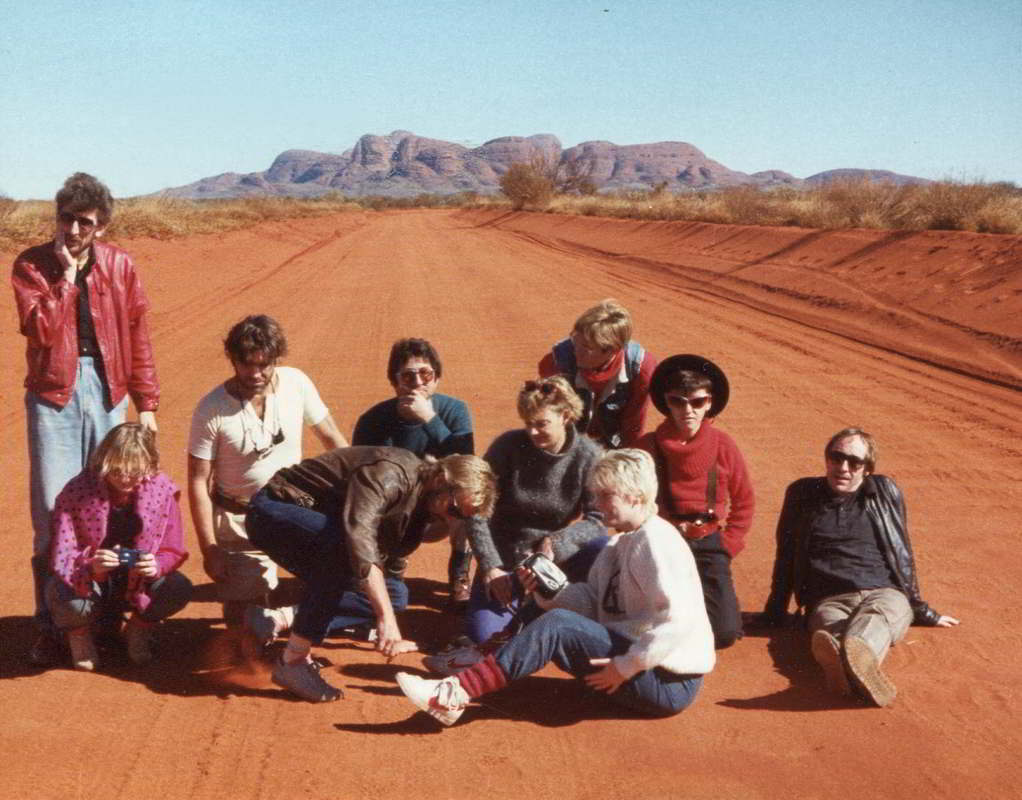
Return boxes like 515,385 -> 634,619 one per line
3,172 -> 1020,249
0,193 -> 363,250
495,159 -> 1022,235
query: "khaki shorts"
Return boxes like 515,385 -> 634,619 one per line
214,508 -> 279,602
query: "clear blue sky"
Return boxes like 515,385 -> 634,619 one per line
2,0 -> 1019,199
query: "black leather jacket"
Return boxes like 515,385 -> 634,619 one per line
763,474 -> 941,626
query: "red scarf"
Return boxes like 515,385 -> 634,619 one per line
579,348 -> 624,397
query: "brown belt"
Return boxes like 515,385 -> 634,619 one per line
211,486 -> 250,515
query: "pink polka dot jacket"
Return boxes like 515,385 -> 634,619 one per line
49,470 -> 188,613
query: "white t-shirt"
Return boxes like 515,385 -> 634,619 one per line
188,366 -> 329,500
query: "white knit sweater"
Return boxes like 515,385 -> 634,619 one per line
540,514 -> 716,679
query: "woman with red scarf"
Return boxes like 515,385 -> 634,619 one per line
638,355 -> 754,649
538,299 -> 657,450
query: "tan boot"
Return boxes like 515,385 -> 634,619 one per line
810,629 -> 851,695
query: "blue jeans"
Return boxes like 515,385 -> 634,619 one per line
465,535 -> 610,644
495,608 -> 703,717
26,357 -> 127,624
46,571 -> 193,629
246,488 -> 408,643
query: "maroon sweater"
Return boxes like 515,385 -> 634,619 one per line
638,419 -> 755,558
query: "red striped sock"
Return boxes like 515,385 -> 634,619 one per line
455,654 -> 507,698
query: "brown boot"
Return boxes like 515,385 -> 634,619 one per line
810,629 -> 851,695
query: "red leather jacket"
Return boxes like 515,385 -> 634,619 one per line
12,240 -> 160,411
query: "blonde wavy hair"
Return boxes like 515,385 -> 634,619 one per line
517,375 -> 584,424
421,454 -> 498,519
90,423 -> 160,483
572,298 -> 632,351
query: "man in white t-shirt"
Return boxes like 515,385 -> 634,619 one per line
187,315 -> 347,626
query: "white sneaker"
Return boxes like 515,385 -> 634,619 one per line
422,637 -> 484,676
244,605 -> 295,647
396,672 -> 469,727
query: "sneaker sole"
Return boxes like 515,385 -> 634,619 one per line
843,636 -> 896,707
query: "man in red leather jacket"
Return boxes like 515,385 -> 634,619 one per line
11,172 -> 160,665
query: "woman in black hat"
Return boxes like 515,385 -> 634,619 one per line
638,355 -> 754,649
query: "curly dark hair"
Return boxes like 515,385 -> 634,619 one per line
55,173 -> 114,225
223,315 -> 289,363
387,338 -> 442,384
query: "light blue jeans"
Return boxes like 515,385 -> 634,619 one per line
25,357 -> 127,625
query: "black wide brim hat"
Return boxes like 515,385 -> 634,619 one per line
649,354 -> 730,417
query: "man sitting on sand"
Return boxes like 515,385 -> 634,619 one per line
760,428 -> 958,706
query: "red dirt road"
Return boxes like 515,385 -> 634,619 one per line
2,209 -> 1020,799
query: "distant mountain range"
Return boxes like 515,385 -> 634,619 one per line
158,131 -> 930,199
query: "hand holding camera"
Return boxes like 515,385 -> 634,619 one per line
520,553 -> 567,599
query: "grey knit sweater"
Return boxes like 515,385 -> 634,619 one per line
466,426 -> 606,574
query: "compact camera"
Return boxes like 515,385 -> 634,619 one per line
685,509 -> 717,528
116,548 -> 144,569
521,553 -> 568,599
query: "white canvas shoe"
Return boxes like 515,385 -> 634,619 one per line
396,672 -> 469,727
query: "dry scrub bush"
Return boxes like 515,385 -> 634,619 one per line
500,158 -> 556,211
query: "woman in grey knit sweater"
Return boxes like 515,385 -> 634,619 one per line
464,376 -> 607,643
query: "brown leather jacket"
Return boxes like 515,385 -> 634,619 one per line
264,447 -> 429,579
12,240 -> 159,410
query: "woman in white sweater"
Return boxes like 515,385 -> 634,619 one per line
397,449 -> 715,726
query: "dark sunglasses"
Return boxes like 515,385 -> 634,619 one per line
665,394 -> 712,410
58,211 -> 99,231
523,380 -> 556,395
826,451 -> 867,471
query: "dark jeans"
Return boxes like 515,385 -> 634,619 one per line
687,531 -> 741,649
465,535 -> 609,644
46,571 -> 193,629
246,488 -> 407,643
495,608 -> 702,717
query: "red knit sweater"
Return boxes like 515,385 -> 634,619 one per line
638,419 -> 755,558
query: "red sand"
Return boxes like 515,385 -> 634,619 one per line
2,209 -> 1020,799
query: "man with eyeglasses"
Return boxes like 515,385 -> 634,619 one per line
761,427 -> 959,706
12,172 -> 160,666
353,338 -> 474,606
187,315 -> 347,629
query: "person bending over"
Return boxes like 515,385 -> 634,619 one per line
396,448 -> 715,726
760,428 -> 958,707
245,448 -> 496,702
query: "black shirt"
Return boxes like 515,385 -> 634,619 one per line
75,252 -> 101,357
803,484 -> 897,609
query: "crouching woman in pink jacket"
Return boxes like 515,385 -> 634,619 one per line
46,423 -> 192,671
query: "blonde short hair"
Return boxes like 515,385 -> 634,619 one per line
423,454 -> 498,518
587,449 -> 658,518
517,375 -> 584,424
90,423 -> 160,482
572,298 -> 632,351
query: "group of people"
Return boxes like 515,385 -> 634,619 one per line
13,172 -> 958,726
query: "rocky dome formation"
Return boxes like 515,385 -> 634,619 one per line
157,131 -> 926,199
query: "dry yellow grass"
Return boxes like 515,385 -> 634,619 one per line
0,194 -> 363,250
535,180 -> 1022,234
4,180 -> 1019,250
